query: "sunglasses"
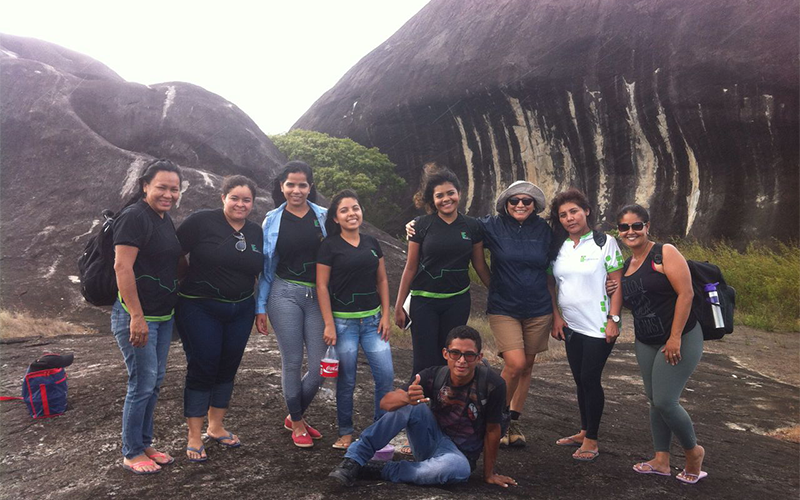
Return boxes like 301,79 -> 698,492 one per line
234,232 -> 247,252
508,197 -> 534,206
617,222 -> 646,232
446,349 -> 479,362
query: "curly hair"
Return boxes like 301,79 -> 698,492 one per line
413,164 -> 461,214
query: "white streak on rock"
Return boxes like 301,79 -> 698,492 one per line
121,158 -> 147,199
161,86 -> 176,120
653,82 -> 676,192
38,226 -> 56,237
176,180 -> 189,209
43,256 -> 62,279
507,96 -> 537,182
199,171 -> 215,187
762,94 -> 775,139
483,114 -> 503,199
453,116 -> 475,212
682,135 -> 700,235
1,49 -> 19,58
587,89 -> 609,216
68,275 -> 81,284
500,117 -> 517,180
624,79 -> 657,208
72,219 -> 100,241
697,104 -> 708,134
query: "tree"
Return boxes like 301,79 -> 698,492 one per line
270,129 -> 406,229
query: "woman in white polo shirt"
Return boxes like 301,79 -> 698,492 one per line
546,188 -> 624,462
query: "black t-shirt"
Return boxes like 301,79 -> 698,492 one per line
622,251 -> 698,345
409,213 -> 484,297
317,233 -> 384,317
177,209 -> 264,302
275,209 -> 324,285
404,366 -> 506,462
113,200 -> 182,319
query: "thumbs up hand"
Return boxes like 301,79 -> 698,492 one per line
408,374 -> 429,405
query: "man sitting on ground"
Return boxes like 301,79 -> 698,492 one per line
329,325 -> 516,488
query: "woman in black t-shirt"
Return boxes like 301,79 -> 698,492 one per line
394,167 -> 490,378
316,190 -> 394,451
175,175 -> 264,462
111,159 -> 183,475
618,204 -> 707,484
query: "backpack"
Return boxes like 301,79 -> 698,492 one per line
78,209 -> 118,306
0,353 -> 73,419
432,361 -> 510,435
624,243 -> 736,341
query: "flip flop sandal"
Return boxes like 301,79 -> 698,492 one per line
633,462 -> 671,476
398,443 -> 413,456
209,431 -> 241,448
573,449 -> 600,462
146,451 -> 174,465
122,459 -> 161,475
555,436 -> 583,447
332,437 -> 352,450
676,470 -> 708,484
186,445 -> 208,462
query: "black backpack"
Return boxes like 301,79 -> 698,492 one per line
77,209 -> 118,306
625,243 -> 736,341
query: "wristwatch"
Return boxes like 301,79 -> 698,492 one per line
607,314 -> 621,324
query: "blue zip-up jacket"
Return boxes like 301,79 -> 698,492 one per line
479,213 -> 553,319
255,201 -> 328,314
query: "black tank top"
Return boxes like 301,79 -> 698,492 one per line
622,249 -> 697,345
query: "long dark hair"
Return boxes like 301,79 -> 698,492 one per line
325,189 -> 360,236
271,160 -> 317,206
122,158 -> 182,209
548,188 -> 594,259
414,166 -> 461,214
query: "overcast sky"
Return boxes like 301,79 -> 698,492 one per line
0,0 -> 429,135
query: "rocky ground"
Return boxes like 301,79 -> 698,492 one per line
0,320 -> 798,500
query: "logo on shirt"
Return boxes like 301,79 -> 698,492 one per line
314,220 -> 320,227
251,244 -> 261,253
467,402 -> 479,421
461,231 -> 469,240
580,255 -> 599,262
371,249 -> 378,258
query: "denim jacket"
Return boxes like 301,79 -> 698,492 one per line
255,201 -> 328,314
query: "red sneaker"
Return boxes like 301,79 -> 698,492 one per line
292,431 -> 313,448
284,417 -> 323,440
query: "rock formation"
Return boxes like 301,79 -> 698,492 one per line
295,0 -> 799,240
0,34 -> 287,321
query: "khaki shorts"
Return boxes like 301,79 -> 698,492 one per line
489,314 -> 553,355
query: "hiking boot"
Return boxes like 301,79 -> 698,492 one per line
360,460 -> 386,481
508,420 -> 526,447
329,458 -> 361,487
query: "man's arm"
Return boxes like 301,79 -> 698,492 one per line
380,374 -> 429,412
483,423 -> 517,487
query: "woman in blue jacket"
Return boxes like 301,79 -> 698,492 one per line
255,161 -> 328,448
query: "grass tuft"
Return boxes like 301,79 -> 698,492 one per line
0,310 -> 97,339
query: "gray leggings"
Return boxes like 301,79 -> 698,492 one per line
634,322 -> 703,451
267,278 -> 326,421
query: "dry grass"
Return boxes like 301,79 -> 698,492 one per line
768,425 -> 800,444
389,311 -> 567,367
0,310 -> 97,339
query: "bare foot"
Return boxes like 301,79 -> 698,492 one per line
333,435 -> 352,449
556,431 -> 586,446
683,444 -> 705,476
186,436 -> 207,461
144,447 -> 173,465
123,453 -> 161,473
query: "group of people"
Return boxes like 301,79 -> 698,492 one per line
109,157 -> 707,487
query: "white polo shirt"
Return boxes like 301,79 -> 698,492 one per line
550,232 -> 624,338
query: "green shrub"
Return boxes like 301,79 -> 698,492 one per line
270,130 -> 406,228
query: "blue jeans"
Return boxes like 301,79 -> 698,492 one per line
175,296 -> 255,417
111,301 -> 174,459
334,313 -> 394,436
345,404 -> 472,485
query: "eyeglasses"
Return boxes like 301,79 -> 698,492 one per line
617,222 -> 646,232
446,349 -> 479,362
234,232 -> 247,252
508,197 -> 534,206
